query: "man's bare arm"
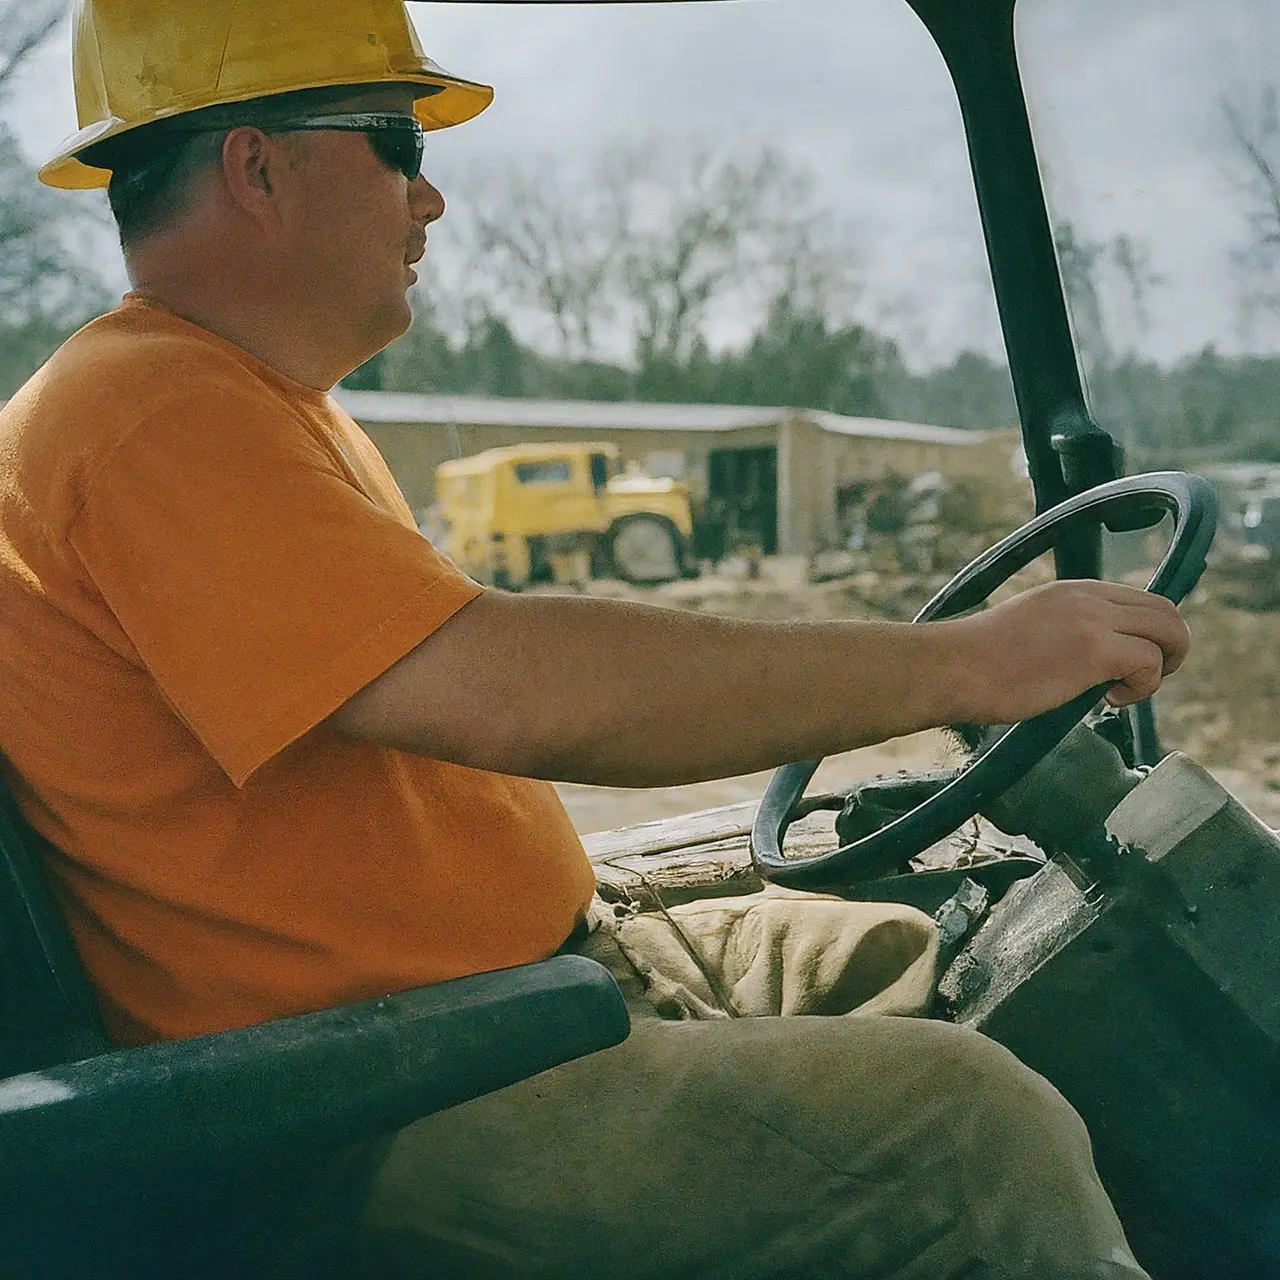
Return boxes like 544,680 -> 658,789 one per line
326,579 -> 1190,787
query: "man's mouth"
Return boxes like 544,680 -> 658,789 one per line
406,235 -> 427,266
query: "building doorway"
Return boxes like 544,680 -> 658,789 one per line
707,446 -> 778,557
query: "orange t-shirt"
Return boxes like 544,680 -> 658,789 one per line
0,296 -> 596,1044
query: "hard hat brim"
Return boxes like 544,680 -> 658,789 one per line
39,72 -> 494,191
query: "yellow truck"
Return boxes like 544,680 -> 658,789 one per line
433,442 -> 699,589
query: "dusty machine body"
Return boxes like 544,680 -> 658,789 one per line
1,1 -> 1277,1278
434,441 -> 698,588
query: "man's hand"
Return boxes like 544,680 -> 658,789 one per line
940,579 -> 1191,725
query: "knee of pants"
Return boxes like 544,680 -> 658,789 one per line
917,1023 -> 1091,1149
915,1027 -> 1142,1272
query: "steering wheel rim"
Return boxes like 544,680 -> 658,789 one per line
751,471 -> 1218,890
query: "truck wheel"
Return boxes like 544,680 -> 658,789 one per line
610,516 -> 681,585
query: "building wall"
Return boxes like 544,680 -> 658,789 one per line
820,430 -> 1016,489
777,416 -> 833,554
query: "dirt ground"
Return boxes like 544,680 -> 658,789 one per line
553,557 -> 1280,833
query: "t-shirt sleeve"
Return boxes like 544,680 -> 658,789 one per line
67,387 -> 482,787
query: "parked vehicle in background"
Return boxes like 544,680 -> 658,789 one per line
1242,493 -> 1280,556
434,442 -> 699,589
1200,463 -> 1280,609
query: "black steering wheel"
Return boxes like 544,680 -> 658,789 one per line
751,471 -> 1218,890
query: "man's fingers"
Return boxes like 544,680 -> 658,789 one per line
1109,599 -> 1190,675
1102,636 -> 1166,707
1074,582 -> 1190,675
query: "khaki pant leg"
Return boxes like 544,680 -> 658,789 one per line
357,946 -> 1147,1280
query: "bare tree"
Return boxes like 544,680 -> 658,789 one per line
443,139 -> 862,373
0,0 -> 63,103
1054,220 -> 1112,371
611,143 -> 861,368
1221,87 -> 1280,324
1053,220 -> 1164,373
0,134 -> 83,322
461,162 -> 619,360
615,144 -> 770,365
0,1 -> 112,392
1109,234 -> 1164,351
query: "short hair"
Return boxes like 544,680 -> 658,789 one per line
95,131 -> 226,249
84,85 -> 394,251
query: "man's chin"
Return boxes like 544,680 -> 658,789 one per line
392,295 -> 414,334
343,313 -> 412,385
377,296 -> 416,350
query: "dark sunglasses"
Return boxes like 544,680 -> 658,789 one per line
265,112 -> 426,180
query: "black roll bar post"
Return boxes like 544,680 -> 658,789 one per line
905,0 -> 1122,580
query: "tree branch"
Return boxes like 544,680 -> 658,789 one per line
1222,89 -> 1280,258
0,0 -> 65,101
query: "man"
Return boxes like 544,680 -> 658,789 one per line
3,1 -> 1187,1274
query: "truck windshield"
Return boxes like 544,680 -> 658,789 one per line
514,460 -> 573,485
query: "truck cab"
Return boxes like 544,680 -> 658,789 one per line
434,441 -> 697,588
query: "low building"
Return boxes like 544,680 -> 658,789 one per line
335,390 -> 1017,556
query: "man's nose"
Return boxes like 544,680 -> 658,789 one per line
412,175 -> 445,224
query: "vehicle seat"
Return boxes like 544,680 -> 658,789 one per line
0,768 -> 629,1278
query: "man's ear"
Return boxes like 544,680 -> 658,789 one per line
219,126 -> 289,226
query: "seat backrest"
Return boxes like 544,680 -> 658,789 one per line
0,768 -> 109,1074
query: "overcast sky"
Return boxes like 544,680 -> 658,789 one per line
6,0 -> 1279,368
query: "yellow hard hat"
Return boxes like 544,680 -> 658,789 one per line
39,0 -> 494,190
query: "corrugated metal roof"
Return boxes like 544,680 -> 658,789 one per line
808,410 -> 989,446
335,391 -> 786,432
334,390 -> 991,446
